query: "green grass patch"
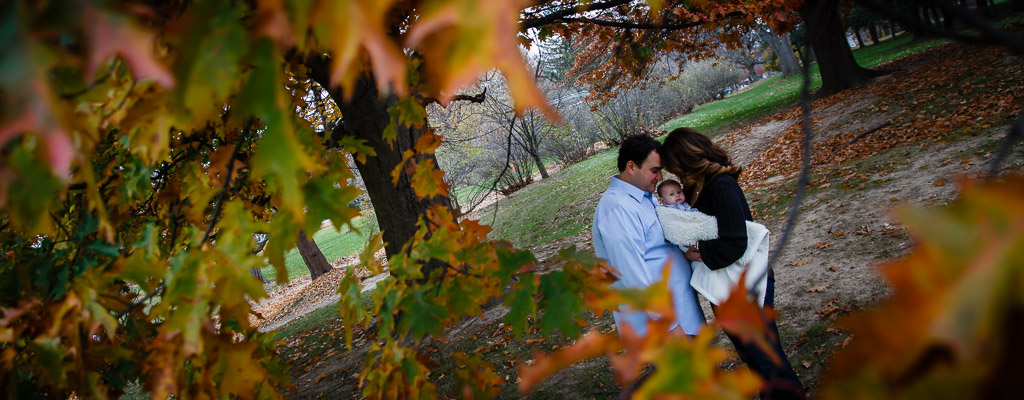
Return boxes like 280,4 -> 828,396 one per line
482,151 -> 617,248
661,32 -> 948,137
259,216 -> 379,283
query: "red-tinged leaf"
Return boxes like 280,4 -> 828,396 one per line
518,332 -> 621,393
84,6 -> 174,88
933,178 -> 946,187
715,272 -> 781,365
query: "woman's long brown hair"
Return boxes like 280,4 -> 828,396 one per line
658,127 -> 743,204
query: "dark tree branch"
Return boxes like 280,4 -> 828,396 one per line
521,0 -> 633,29
841,121 -> 892,148
115,283 -> 164,320
424,88 -> 488,107
200,133 -> 247,244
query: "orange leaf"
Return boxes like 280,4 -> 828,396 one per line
407,0 -> 557,120
788,259 -> 813,267
518,332 -> 621,393
714,272 -> 781,365
410,158 -> 450,199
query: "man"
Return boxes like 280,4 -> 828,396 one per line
592,135 -> 704,337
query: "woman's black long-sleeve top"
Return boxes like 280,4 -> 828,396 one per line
691,174 -> 752,270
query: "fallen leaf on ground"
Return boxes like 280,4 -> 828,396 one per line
806,284 -> 829,293
788,259 -> 813,267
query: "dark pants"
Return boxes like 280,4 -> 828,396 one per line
718,269 -> 806,400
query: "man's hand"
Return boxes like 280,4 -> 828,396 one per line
684,246 -> 702,262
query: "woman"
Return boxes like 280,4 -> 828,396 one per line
659,127 -> 805,400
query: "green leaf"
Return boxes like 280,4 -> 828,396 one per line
398,287 -> 448,341
538,271 -> 584,338
239,39 -> 315,218
265,214 -> 300,284
6,143 -> 61,234
30,337 -> 66,386
333,135 -> 376,164
373,278 -> 402,339
337,273 -> 368,349
173,1 -> 246,121
504,274 -> 537,337
302,177 -> 362,234
438,278 -> 481,320
496,246 -> 535,284
86,240 -> 121,258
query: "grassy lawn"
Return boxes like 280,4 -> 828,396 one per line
258,216 -> 379,283
481,150 -> 617,248
661,32 -> 948,137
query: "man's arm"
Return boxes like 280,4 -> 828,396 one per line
595,204 -> 653,288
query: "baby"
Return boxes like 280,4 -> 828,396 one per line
656,179 -> 695,212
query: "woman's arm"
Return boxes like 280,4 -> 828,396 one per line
696,176 -> 751,270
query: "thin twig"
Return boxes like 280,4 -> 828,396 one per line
200,135 -> 247,244
489,116 -> 520,227
840,121 -> 892,149
765,41 -> 815,275
115,284 -> 164,320
118,129 -> 250,321
987,105 -> 1024,176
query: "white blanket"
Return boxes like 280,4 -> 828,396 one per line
656,206 -> 770,306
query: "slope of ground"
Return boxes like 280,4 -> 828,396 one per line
262,29 -> 1024,399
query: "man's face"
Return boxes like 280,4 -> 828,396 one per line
624,150 -> 663,193
659,184 -> 684,205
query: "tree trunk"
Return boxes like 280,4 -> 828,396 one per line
757,28 -> 800,77
853,28 -> 866,48
800,0 -> 880,96
531,152 -> 550,179
297,230 -> 333,280
305,58 -> 453,280
746,66 -> 760,82
869,24 -> 880,44
250,267 -> 266,283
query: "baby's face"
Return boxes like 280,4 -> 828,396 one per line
659,184 -> 685,205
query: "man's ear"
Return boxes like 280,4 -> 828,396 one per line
624,160 -> 637,174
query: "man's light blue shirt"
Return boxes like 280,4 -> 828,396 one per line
592,175 -> 705,336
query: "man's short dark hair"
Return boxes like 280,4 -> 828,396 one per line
617,135 -> 660,172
